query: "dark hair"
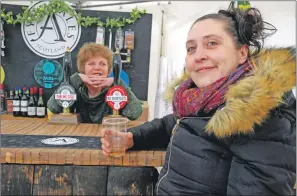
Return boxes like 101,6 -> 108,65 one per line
191,1 -> 277,57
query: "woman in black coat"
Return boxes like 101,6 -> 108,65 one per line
101,3 -> 296,195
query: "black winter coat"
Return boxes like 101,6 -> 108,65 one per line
128,48 -> 296,195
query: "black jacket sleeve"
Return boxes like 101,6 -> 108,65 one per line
227,107 -> 296,195
128,114 -> 178,150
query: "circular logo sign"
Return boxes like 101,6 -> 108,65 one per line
41,137 -> 79,145
34,59 -> 64,88
55,83 -> 77,108
21,1 -> 81,59
105,85 -> 128,110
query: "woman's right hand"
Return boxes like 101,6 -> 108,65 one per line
78,73 -> 92,85
100,129 -> 134,156
79,73 -> 114,89
78,73 -> 98,90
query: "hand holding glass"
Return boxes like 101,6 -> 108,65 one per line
102,117 -> 129,157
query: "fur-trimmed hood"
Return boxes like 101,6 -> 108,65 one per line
163,47 -> 296,138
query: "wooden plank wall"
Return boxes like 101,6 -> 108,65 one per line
1,164 -> 159,196
1,165 -> 34,195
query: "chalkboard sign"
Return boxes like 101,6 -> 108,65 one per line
1,3 -> 152,103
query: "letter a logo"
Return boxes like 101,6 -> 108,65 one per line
21,1 -> 81,59
31,14 -> 66,42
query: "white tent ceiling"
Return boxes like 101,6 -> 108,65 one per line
1,1 -> 171,7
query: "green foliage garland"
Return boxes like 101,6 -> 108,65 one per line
0,0 -> 146,28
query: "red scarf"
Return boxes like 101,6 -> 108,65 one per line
173,62 -> 252,118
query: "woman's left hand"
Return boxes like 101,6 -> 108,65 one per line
89,76 -> 114,88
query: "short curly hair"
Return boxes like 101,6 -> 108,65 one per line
77,42 -> 113,74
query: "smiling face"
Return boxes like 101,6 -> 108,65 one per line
77,43 -> 113,76
84,56 -> 109,77
185,19 -> 248,87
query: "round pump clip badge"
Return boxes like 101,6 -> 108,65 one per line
54,84 -> 77,108
106,85 -> 128,110
34,59 -> 64,89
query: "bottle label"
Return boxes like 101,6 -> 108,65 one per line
37,107 -> 45,116
13,107 -> 20,112
7,100 -> 13,113
28,107 -> 36,116
21,101 -> 28,107
13,100 -> 20,106
20,107 -> 27,112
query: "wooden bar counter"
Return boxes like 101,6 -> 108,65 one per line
0,115 -> 165,196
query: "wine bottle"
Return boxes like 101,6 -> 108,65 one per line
13,89 -> 21,117
36,88 -> 46,118
33,87 -> 38,102
20,88 -> 28,117
18,88 -> 22,99
27,87 -> 37,118
6,90 -> 14,114
25,87 -> 30,99
0,84 -> 7,114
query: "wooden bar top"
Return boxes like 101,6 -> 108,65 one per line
1,115 -> 166,167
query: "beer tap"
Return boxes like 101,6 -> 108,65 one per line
63,47 -> 72,84
104,29 -> 129,119
50,47 -> 80,123
111,51 -> 122,116
113,51 -> 122,86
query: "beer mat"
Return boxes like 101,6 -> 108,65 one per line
1,134 -> 101,149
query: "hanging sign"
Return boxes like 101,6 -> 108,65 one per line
21,1 -> 81,59
34,59 -> 64,89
